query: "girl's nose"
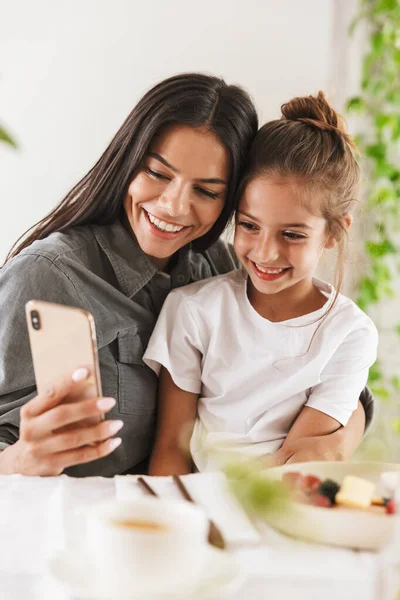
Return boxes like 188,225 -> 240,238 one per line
255,236 -> 280,263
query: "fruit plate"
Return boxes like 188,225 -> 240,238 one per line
264,461 -> 400,551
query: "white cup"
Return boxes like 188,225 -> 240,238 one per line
86,497 -> 209,596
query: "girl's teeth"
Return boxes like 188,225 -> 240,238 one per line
255,264 -> 286,274
147,212 -> 184,233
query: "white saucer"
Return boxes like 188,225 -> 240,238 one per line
49,545 -> 243,599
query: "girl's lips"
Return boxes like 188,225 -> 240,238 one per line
250,261 -> 291,281
143,209 -> 190,241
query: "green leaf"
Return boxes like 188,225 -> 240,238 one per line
358,277 -> 379,305
373,161 -> 399,181
366,239 -> 397,258
366,142 -> 386,160
370,188 -> 396,206
375,114 -> 393,130
346,96 -> 366,114
376,0 -> 398,13
395,324 -> 400,336
392,417 -> 400,435
369,368 -> 383,382
372,31 -> 385,53
0,125 -> 17,149
391,376 -> 400,390
370,385 -> 391,401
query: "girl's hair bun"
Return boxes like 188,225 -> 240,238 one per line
281,91 -> 355,149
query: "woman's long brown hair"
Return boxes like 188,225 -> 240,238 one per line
6,73 -> 258,263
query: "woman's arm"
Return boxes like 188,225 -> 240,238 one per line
270,400 -> 365,466
149,368 -> 198,476
0,256 -> 122,475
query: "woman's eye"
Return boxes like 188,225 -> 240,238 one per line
283,231 -> 307,241
238,221 -> 257,232
194,186 -> 219,200
145,167 -> 170,181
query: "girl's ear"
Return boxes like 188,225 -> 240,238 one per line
325,214 -> 353,249
343,213 -> 353,230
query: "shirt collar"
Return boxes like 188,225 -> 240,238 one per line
92,220 -> 193,298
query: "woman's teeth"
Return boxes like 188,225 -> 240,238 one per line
147,211 -> 184,233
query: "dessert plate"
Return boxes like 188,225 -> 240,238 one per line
265,461 -> 400,551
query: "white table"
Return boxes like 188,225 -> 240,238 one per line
0,474 -> 397,600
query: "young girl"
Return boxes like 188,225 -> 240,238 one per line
144,92 -> 378,474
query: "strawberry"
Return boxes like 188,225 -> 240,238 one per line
311,494 -> 332,508
301,475 -> 322,494
386,499 -> 396,515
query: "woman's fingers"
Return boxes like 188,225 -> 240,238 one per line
42,437 -> 123,473
32,419 -> 124,457
21,396 -> 116,442
20,367 -> 90,419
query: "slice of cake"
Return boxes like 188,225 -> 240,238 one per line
335,475 -> 375,509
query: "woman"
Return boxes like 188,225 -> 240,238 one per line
0,73 -> 372,477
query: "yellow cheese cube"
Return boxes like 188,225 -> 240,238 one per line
335,475 -> 375,509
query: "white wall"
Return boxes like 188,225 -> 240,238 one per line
0,0 -> 336,261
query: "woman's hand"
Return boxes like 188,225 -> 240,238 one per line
0,368 -> 123,476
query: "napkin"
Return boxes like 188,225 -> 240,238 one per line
115,471 -> 262,546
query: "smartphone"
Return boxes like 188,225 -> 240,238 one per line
25,300 -> 103,427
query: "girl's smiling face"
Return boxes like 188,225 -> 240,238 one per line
233,176 -> 338,304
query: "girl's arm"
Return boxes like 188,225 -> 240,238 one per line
270,401 -> 365,466
149,367 -> 198,476
270,320 -> 378,466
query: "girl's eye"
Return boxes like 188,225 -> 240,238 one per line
145,167 -> 170,181
238,221 -> 258,232
283,231 -> 307,241
194,186 -> 220,200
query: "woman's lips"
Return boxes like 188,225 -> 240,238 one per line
143,209 -> 190,240
250,261 -> 291,281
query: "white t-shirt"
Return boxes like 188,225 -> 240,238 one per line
144,270 -> 378,471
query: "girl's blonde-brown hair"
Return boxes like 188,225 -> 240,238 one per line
238,91 -> 360,299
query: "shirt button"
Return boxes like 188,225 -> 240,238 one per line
177,275 -> 186,283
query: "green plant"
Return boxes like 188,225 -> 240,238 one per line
0,124 -> 17,149
346,0 -> 400,419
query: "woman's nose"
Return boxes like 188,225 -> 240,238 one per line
157,183 -> 191,217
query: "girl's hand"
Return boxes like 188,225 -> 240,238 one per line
0,368 -> 123,476
268,434 -> 345,467
268,401 -> 366,467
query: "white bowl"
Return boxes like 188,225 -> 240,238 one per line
265,461 -> 400,551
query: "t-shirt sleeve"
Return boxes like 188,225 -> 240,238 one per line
143,291 -> 203,394
305,320 -> 378,426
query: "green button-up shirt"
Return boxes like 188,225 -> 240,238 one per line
0,220 -> 239,476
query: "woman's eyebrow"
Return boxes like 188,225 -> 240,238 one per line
148,152 -> 177,172
147,152 -> 227,185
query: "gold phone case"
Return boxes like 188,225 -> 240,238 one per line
25,300 -> 103,426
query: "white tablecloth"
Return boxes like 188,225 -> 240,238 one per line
0,473 -> 398,600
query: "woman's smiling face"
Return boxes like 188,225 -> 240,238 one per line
124,125 -> 229,269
